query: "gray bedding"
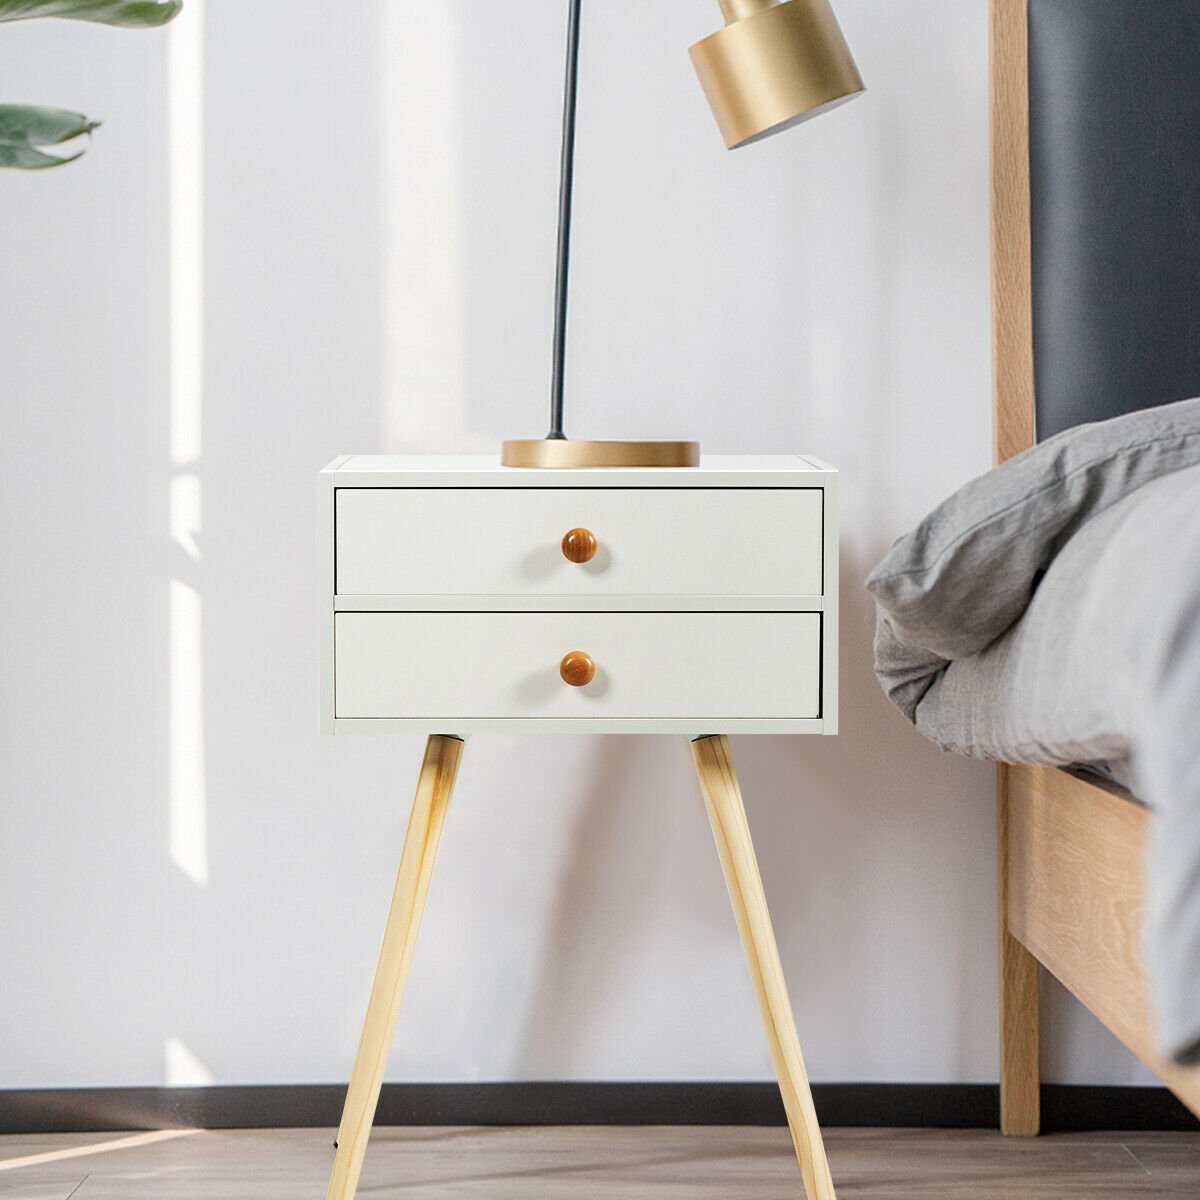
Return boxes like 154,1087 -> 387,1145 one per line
868,398 -> 1200,1065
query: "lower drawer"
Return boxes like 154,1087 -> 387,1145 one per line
334,612 -> 820,722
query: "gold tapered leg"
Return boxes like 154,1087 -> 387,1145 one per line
689,734 -> 836,1200
326,734 -> 465,1200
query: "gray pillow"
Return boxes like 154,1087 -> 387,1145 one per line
867,395 -> 1200,718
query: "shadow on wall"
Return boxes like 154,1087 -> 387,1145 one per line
162,0 -> 213,1083
511,537 -> 998,1081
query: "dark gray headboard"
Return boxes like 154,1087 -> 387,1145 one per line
1027,0 -> 1200,441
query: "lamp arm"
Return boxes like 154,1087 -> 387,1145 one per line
547,0 -> 582,441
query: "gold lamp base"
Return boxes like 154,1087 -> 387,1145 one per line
501,439 -> 701,469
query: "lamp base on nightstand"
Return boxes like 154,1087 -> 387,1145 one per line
500,438 -> 700,468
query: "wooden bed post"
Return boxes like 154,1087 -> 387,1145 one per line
998,770 -> 1041,1135
991,0 -> 1041,1136
987,0 -> 1200,1130
990,0 -> 1035,465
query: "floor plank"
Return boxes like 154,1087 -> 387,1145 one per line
0,1126 -> 1196,1198
1124,1137 -> 1200,1186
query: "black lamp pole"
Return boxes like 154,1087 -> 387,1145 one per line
502,0 -> 862,468
547,0 -> 582,441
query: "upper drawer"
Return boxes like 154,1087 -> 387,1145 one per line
335,487 -> 823,596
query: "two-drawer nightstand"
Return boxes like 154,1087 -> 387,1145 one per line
320,454 -> 840,1200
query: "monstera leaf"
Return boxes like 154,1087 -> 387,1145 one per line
0,0 -> 180,26
0,0 -> 180,167
0,104 -> 97,167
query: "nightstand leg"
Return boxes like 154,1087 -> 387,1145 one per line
326,734 -> 465,1200
689,734 -> 836,1200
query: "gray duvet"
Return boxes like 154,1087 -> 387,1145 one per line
868,398 -> 1200,1065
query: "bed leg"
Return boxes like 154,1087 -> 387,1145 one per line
998,764 -> 1041,1135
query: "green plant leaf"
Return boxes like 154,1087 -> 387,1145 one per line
0,0 -> 180,27
0,104 -> 97,168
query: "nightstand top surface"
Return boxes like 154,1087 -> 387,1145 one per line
324,454 -> 834,487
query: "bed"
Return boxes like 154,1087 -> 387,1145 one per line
872,0 -> 1200,1134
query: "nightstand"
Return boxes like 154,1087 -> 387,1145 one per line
320,454 -> 839,1200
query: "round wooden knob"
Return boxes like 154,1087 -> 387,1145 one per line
559,650 -> 596,688
561,527 -> 598,564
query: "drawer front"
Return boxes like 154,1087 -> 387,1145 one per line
335,612 -> 820,721
335,488 -> 822,596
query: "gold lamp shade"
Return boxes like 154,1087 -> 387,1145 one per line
690,0 -> 864,149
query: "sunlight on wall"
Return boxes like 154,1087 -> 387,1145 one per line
169,473 -> 202,562
168,0 -> 204,469
167,0 -> 208,888
381,2 -> 473,450
168,577 -> 207,885
165,1035 -> 215,1087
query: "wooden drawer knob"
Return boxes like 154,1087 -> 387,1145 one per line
561,527 -> 598,563
559,650 -> 596,687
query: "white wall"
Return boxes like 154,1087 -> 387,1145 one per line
0,0 -> 1150,1089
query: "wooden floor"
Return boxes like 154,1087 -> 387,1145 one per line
1,1126 -> 1198,1198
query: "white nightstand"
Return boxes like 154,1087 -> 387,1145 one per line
320,454 -> 840,1200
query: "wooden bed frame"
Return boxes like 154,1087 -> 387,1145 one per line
990,0 -> 1200,1134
